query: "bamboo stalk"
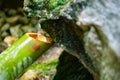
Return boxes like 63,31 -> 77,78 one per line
0,33 -> 53,80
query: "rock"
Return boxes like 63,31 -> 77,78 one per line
18,17 -> 29,24
23,0 -> 120,80
41,17 -> 96,80
0,42 -> 8,53
1,31 -> 9,38
70,1 -> 120,80
20,70 -> 38,80
21,25 -> 37,33
54,51 -> 93,80
8,9 -> 17,16
6,16 -> 19,24
0,18 -> 5,27
0,8 -> 38,54
10,24 -> 23,37
0,11 -> 6,18
4,36 -> 18,46
1,23 -> 10,32
24,0 -> 120,80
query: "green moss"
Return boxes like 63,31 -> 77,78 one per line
29,59 -> 58,76
48,0 -> 70,10
24,0 -> 71,18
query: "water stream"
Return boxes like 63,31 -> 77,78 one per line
36,22 -> 41,38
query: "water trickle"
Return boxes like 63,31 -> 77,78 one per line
36,22 -> 42,38
35,21 -> 48,42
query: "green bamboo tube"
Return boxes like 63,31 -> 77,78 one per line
0,33 -> 53,80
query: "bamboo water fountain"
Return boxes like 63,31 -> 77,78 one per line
0,33 -> 53,80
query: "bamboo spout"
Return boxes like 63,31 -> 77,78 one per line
0,33 -> 53,80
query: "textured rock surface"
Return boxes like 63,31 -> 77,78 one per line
0,9 -> 37,52
41,17 -> 97,80
24,0 -> 120,80
70,1 -> 120,80
54,51 -> 93,80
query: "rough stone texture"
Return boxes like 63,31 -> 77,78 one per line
69,1 -> 120,80
76,0 -> 120,56
24,0 -> 120,80
41,17 -> 97,80
54,51 -> 93,80
0,9 -> 38,52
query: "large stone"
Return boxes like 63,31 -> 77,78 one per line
66,1 -> 120,80
24,0 -> 120,80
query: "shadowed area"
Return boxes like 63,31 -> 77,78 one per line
54,51 -> 93,80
